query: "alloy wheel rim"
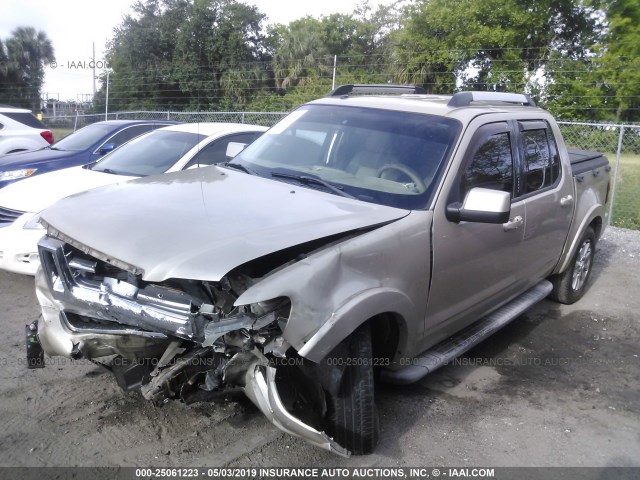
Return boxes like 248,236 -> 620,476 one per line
571,240 -> 592,292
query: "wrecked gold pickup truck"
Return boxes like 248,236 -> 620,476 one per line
29,86 -> 611,456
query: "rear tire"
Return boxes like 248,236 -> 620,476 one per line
323,322 -> 379,455
551,227 -> 595,304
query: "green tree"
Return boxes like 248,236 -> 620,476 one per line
598,0 -> 640,122
1,27 -> 55,110
321,3 -> 400,85
101,0 -> 188,111
172,0 -> 266,109
267,3 -> 398,96
542,0 -> 640,122
541,54 -> 608,121
101,0 -> 266,111
270,18 -> 329,90
390,0 -> 599,94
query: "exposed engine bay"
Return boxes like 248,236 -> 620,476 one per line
34,236 -> 351,457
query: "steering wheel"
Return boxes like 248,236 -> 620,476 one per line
376,164 -> 427,192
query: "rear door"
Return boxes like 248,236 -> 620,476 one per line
517,121 -> 573,280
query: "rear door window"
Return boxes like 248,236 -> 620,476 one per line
101,125 -> 157,150
2,112 -> 46,129
54,123 -> 118,151
519,121 -> 561,195
186,132 -> 263,168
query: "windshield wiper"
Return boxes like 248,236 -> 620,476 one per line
93,168 -> 124,175
220,162 -> 257,175
271,172 -> 355,199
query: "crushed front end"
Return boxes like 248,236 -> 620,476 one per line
34,235 -> 349,457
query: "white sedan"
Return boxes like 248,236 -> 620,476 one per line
0,122 -> 266,275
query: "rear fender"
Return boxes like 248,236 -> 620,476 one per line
554,204 -> 604,275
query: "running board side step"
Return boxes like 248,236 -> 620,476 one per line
380,280 -> 553,385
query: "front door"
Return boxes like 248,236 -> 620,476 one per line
425,121 -> 528,343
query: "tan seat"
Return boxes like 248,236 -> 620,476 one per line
346,134 -> 399,178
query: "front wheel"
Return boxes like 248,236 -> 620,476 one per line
323,323 -> 379,454
551,227 -> 596,304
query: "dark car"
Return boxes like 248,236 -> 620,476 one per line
0,120 -> 179,189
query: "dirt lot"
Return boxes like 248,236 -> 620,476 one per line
0,227 -> 638,468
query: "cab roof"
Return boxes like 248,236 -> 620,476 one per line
308,86 -> 547,122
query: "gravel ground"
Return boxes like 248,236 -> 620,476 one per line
0,226 -> 638,468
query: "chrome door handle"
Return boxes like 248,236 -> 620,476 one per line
503,215 -> 523,231
560,195 -> 574,207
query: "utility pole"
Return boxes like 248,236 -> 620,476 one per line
92,42 -> 96,101
332,55 -> 337,90
105,69 -> 110,120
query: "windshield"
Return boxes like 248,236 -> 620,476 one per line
52,123 -> 118,151
232,104 -> 461,209
89,130 -> 206,176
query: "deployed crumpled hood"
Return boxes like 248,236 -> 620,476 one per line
41,167 -> 409,282
0,166 -> 135,213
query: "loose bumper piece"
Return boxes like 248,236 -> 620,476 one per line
243,364 -> 350,458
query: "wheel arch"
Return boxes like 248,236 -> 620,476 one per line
296,288 -> 415,364
555,208 -> 604,275
591,215 -> 604,243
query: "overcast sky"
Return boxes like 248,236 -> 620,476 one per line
0,0 -> 397,103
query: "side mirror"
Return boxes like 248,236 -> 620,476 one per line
446,187 -> 511,224
98,143 -> 116,155
226,142 -> 247,160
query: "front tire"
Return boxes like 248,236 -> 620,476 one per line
323,323 -> 379,455
551,227 -> 596,304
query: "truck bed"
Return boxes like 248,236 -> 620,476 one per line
568,148 -> 610,175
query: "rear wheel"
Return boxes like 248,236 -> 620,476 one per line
551,227 -> 596,304
323,322 -> 379,455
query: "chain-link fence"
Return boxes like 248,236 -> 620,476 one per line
42,112 -> 640,230
42,111 -> 287,131
559,122 -> 640,230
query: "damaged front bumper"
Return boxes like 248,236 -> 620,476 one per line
34,235 -> 350,456
243,364 -> 349,457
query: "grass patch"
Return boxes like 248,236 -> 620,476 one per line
604,153 -> 640,230
50,128 -> 74,142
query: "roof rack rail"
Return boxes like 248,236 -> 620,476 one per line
327,84 -> 427,97
448,91 -> 536,107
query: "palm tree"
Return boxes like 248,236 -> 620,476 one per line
5,27 -> 55,110
272,22 -> 329,90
